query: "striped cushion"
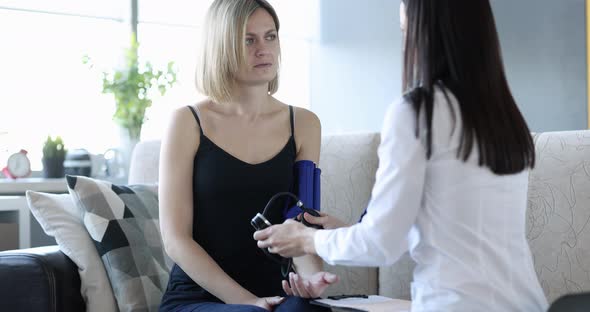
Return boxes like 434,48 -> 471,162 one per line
66,175 -> 168,312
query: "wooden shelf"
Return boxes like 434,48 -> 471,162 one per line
0,196 -> 30,249
0,178 -> 68,250
0,178 -> 68,195
0,196 -> 24,212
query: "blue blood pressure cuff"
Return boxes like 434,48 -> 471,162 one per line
283,160 -> 321,219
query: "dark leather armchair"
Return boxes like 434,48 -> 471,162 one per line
548,292 -> 590,312
0,246 -> 85,312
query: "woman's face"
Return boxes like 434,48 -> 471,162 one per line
234,8 -> 280,87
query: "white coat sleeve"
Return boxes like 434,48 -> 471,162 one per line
314,99 -> 427,266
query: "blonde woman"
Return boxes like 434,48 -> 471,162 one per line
158,0 -> 336,311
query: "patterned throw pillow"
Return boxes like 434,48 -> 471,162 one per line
66,175 -> 168,312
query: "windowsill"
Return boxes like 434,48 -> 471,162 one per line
0,178 -> 68,195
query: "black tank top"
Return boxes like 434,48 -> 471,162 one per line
163,105 -> 296,301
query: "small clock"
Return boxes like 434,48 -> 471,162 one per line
2,149 -> 32,179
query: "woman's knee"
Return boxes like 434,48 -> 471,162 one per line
275,296 -> 330,312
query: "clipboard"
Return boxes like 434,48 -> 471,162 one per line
310,295 -> 411,312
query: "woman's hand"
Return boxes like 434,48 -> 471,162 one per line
254,219 -> 317,258
298,211 -> 349,230
282,272 -> 339,298
242,296 -> 284,311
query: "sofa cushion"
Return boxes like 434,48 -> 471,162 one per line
322,133 -> 416,300
378,253 -> 415,300
0,246 -> 86,312
66,175 -> 168,312
527,131 -> 590,302
320,133 -> 381,296
26,191 -> 118,312
128,140 -> 161,185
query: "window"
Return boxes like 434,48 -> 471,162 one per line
0,0 -> 127,20
0,3 -> 128,170
0,0 -> 318,172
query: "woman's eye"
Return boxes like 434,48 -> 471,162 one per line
266,34 -> 277,41
246,38 -> 254,45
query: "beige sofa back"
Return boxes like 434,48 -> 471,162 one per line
525,131 -> 590,302
128,133 -> 381,297
129,130 -> 590,303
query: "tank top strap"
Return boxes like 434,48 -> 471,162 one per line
289,105 -> 297,156
288,105 -> 295,137
187,106 -> 204,136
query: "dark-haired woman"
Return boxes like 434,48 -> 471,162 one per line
255,0 -> 548,310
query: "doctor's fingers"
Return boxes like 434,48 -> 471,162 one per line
253,227 -> 272,240
257,239 -> 273,249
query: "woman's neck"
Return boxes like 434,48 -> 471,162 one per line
219,84 -> 274,116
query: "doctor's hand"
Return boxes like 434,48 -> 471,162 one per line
282,272 -> 339,298
253,219 -> 317,258
298,211 -> 349,230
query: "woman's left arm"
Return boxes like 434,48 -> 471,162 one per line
256,100 -> 428,268
285,107 -> 341,299
290,107 -> 324,277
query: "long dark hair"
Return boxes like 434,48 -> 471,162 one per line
401,0 -> 535,174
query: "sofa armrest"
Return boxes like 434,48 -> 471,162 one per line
0,245 -> 85,312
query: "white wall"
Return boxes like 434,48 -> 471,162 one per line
491,0 -> 587,131
311,0 -> 587,134
310,0 -> 403,134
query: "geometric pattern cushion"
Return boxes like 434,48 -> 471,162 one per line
66,175 -> 168,312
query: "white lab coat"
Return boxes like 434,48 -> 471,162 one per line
315,87 -> 548,312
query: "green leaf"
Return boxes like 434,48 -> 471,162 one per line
85,34 -> 178,135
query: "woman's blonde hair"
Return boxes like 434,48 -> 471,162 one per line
196,0 -> 280,104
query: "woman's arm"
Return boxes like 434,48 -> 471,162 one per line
159,106 -> 258,305
290,107 -> 324,277
283,107 -> 340,299
256,99 -> 427,267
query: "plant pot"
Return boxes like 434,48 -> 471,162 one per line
118,126 -> 140,179
42,157 -> 65,178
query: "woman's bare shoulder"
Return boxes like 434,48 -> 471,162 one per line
272,98 -> 320,129
293,106 -> 320,129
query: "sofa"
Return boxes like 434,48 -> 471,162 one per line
1,130 -> 590,311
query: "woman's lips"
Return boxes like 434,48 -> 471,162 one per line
254,63 -> 272,68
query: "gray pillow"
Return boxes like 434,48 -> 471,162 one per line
66,175 -> 168,312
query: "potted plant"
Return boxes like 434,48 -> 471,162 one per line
84,36 -> 177,173
42,136 -> 67,178
84,35 -> 178,142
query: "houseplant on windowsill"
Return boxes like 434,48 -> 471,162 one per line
84,35 -> 177,166
42,135 -> 67,178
